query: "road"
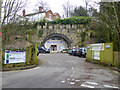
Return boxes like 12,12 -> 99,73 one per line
2,53 -> 120,89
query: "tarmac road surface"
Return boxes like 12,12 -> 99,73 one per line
2,53 -> 120,89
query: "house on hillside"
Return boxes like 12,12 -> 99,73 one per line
22,7 -> 61,22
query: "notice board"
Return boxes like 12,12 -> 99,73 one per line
5,51 -> 26,64
90,43 -> 104,60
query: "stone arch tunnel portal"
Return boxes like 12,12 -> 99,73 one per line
42,33 -> 71,52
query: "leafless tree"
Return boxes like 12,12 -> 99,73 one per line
1,0 -> 27,25
0,0 -> 2,26
84,0 -> 100,11
84,0 -> 89,11
62,0 -> 74,18
34,0 -> 50,12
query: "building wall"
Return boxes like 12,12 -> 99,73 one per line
54,13 -> 61,19
44,38 -> 68,52
45,10 -> 54,20
25,13 -> 45,22
45,10 -> 61,20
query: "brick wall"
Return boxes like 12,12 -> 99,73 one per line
54,13 -> 61,19
45,10 -> 54,20
45,10 -> 61,20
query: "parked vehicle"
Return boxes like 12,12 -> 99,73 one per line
78,47 -> 86,57
72,48 -> 79,56
61,49 -> 72,53
37,46 -> 50,53
44,48 -> 50,53
61,49 -> 67,53
37,47 -> 45,53
37,48 -> 39,56
68,50 -> 72,55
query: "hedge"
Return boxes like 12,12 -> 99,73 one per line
48,16 -> 92,25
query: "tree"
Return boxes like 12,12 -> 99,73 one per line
62,0 -> 74,18
88,7 -> 98,17
84,0 -> 91,11
34,0 -> 50,12
70,6 -> 88,17
1,0 -> 27,25
1,0 -> 28,49
0,0 -> 2,25
83,0 -> 99,17
94,2 -> 120,51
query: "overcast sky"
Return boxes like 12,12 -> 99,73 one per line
24,0 -> 100,16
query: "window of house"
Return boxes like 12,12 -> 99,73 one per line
56,16 -> 58,19
49,14 -> 51,19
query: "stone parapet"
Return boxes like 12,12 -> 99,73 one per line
36,23 -> 91,48
38,24 -> 85,30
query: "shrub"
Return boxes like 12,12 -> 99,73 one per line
48,16 -> 92,25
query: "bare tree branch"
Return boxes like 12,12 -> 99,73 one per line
34,0 -> 50,12
62,0 -> 74,18
1,0 -> 27,25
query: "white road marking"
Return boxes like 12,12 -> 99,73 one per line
81,84 -> 94,88
69,82 -> 75,85
32,67 -> 40,70
61,81 -> 65,83
22,67 -> 40,72
86,81 -> 98,85
39,53 -> 50,55
2,70 -> 20,73
75,80 -> 80,82
104,85 -> 119,89
3,67 -> 41,73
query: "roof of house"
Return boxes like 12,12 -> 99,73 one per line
23,9 -> 61,18
25,11 -> 46,17
46,10 -> 60,16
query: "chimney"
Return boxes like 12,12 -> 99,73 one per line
39,6 -> 42,12
23,9 -> 25,16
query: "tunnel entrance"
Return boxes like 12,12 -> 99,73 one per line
51,45 -> 57,51
42,33 -> 71,52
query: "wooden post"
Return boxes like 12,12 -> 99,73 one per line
34,43 -> 37,65
118,51 -> 120,66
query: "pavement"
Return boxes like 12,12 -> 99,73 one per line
2,53 -> 120,89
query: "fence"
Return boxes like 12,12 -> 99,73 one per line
86,43 -> 120,67
113,51 -> 120,66
2,43 -> 37,69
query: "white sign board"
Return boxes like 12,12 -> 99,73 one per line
90,43 -> 104,51
5,51 -> 26,64
90,43 -> 104,60
47,41 -> 64,43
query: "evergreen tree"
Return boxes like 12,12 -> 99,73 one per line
70,6 -> 88,17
